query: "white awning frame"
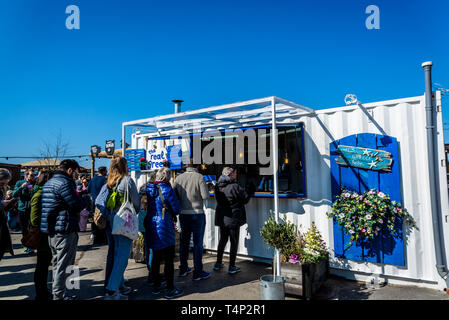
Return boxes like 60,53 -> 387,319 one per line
122,96 -> 313,138
122,96 -> 313,278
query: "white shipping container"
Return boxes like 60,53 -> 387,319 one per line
129,92 -> 449,289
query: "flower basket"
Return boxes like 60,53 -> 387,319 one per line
327,189 -> 417,251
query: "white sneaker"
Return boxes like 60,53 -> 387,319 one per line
90,234 -> 95,240
104,291 -> 128,300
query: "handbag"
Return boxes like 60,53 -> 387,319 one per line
93,206 -> 107,230
21,226 -> 42,250
111,177 -> 139,240
130,233 -> 145,263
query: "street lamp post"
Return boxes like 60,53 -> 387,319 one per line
90,145 -> 101,177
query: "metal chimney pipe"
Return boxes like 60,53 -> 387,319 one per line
422,61 -> 449,283
172,99 -> 184,113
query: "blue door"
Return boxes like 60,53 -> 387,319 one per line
330,133 -> 404,266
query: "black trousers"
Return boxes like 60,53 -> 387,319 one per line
216,226 -> 240,267
151,245 -> 175,290
19,210 -> 30,238
34,247 -> 52,300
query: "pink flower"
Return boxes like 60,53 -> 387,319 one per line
362,229 -> 366,233
289,254 -> 300,264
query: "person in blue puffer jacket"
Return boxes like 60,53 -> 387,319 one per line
40,159 -> 85,300
145,167 -> 182,299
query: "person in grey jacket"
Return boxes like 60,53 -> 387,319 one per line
173,163 -> 210,281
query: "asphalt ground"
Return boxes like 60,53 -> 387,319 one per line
1,224 -> 449,301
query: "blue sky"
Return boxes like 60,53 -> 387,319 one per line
0,0 -> 448,169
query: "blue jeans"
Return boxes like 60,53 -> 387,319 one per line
179,214 -> 206,275
106,234 -> 132,292
143,232 -> 153,272
7,211 -> 18,229
105,224 -> 114,289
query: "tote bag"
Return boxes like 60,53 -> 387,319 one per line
111,177 -> 139,240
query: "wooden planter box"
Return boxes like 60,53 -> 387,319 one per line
279,260 -> 328,300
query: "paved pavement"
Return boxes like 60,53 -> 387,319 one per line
1,225 -> 449,301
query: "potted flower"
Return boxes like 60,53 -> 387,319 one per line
162,159 -> 170,168
281,222 -> 329,299
260,212 -> 329,299
138,157 -> 147,170
259,211 -> 295,300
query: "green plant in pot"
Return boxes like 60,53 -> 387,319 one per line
260,210 -> 299,271
261,211 -> 329,299
260,211 -> 328,265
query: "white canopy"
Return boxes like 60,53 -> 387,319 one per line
122,96 -> 314,277
122,96 -> 313,137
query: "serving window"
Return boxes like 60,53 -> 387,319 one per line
147,123 -> 306,198
193,124 -> 306,198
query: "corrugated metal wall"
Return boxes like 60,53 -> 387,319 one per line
132,93 -> 449,289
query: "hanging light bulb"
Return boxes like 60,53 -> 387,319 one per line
284,153 -> 289,164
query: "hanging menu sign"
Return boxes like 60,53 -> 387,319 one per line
335,145 -> 392,172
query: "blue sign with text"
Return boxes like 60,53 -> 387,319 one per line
336,145 -> 393,172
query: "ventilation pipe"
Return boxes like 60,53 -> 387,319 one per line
422,61 -> 449,285
172,99 -> 184,114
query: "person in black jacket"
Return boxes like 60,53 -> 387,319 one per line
41,159 -> 85,300
213,167 -> 252,275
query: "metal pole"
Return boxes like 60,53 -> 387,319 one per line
91,155 -> 95,178
172,99 -> 183,114
122,124 -> 126,156
422,61 -> 449,282
271,97 -> 281,277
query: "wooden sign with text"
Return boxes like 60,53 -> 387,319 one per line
336,145 -> 393,172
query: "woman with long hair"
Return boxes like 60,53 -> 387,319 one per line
103,156 -> 140,300
30,170 -> 54,300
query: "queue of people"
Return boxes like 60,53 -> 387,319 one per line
0,157 -> 253,301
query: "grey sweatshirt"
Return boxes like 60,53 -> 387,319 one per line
173,167 -> 209,214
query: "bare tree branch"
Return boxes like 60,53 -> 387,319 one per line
38,130 -> 71,168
